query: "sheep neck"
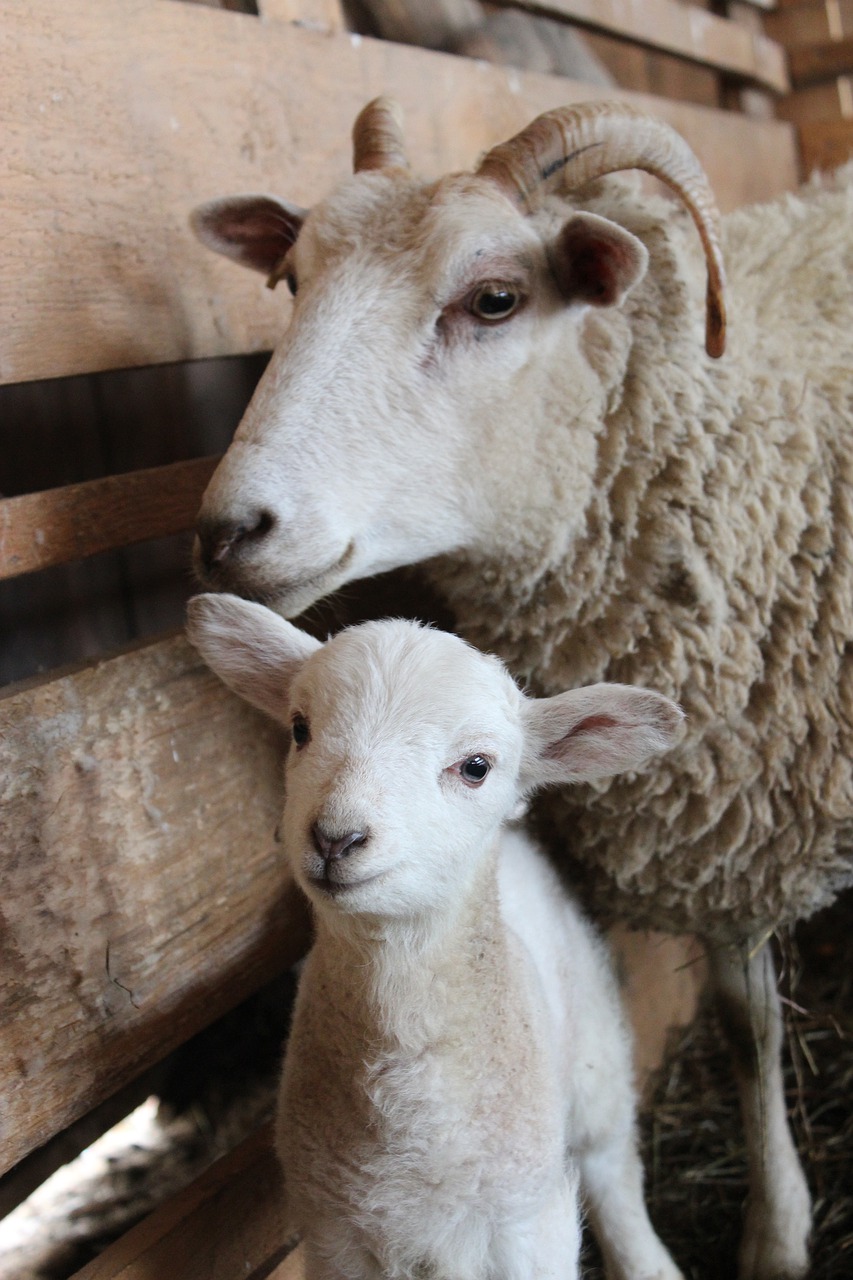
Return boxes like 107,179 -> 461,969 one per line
309,848 -> 510,1055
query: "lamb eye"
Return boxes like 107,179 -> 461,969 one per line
286,271 -> 298,297
459,755 -> 490,785
468,282 -> 520,323
292,714 -> 310,749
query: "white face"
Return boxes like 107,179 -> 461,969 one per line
192,171 -> 645,617
278,622 -> 525,919
185,594 -> 684,923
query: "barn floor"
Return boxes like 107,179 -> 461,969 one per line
1,897 -> 850,1280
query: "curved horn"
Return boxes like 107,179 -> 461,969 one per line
477,101 -> 726,358
352,97 -> 409,174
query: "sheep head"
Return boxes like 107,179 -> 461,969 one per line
186,594 -> 683,920
190,99 -> 725,618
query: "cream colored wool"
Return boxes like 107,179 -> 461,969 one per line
430,173 -> 853,939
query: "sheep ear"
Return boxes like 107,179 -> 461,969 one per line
186,592 -> 321,723
190,195 -> 307,275
550,212 -> 649,308
521,683 -> 683,789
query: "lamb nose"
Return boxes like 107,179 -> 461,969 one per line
311,824 -> 369,861
196,510 -> 275,573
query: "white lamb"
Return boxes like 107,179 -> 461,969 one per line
186,592 -> 684,1280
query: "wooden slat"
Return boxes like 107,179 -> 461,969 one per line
1,0 -> 798,387
799,116 -> 853,169
0,457 -> 218,581
70,1126 -> 290,1280
789,33 -> 853,85
258,0 -> 345,31
764,0 -> 853,44
0,637 -> 312,1177
486,0 -> 790,90
775,75 -> 853,122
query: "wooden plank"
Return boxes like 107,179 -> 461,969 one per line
70,1126 -> 291,1280
0,636 -> 313,1177
775,75 -> 853,122
764,0 -> 853,44
258,0 -> 345,32
799,116 -> 853,169
1,0 -> 798,386
789,33 -> 853,85
486,0 -> 790,90
0,457 -> 218,581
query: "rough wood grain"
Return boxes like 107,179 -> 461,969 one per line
1,0 -> 798,386
258,0 -> 345,32
0,457 -> 219,581
69,1126 -> 289,1280
486,0 -> 790,89
0,636 -> 312,1178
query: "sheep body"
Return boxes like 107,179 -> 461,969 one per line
430,171 -> 853,938
186,599 -> 684,1280
189,107 -> 853,1277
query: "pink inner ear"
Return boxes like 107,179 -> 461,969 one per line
543,714 -> 619,758
193,196 -> 304,275
554,215 -> 646,308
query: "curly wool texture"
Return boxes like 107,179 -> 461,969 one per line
432,172 -> 853,940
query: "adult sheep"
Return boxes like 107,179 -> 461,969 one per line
190,99 -> 853,1280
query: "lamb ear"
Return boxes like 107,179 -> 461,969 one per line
186,592 -> 321,723
521,683 -> 683,789
190,195 -> 307,276
551,212 -> 649,309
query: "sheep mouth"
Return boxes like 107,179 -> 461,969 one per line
264,539 -> 358,617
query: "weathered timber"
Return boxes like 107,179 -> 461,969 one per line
485,0 -> 789,89
0,457 -> 219,581
798,116 -> 853,169
69,1126 -> 288,1280
789,34 -> 853,85
0,636 -> 310,1177
1,0 -> 798,386
258,0 -> 346,31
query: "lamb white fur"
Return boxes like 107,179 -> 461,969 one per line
187,102 -> 853,1277
186,594 -> 684,1280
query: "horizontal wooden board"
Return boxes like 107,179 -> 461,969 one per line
70,1126 -> 290,1280
0,636 -> 313,1177
775,75 -> 853,123
0,457 -> 219,581
488,0 -> 789,90
1,0 -> 798,386
765,0 -> 853,43
258,0 -> 345,29
789,33 -> 853,85
799,116 -> 853,170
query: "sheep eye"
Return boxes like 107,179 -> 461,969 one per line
459,755 -> 490,786
286,271 -> 298,297
292,714 -> 310,749
468,282 -> 521,323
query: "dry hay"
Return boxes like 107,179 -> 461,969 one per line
582,890 -> 853,1279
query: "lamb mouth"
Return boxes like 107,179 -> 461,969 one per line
308,870 -> 385,897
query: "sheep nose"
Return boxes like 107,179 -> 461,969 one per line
196,510 -> 275,575
311,824 -> 369,861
